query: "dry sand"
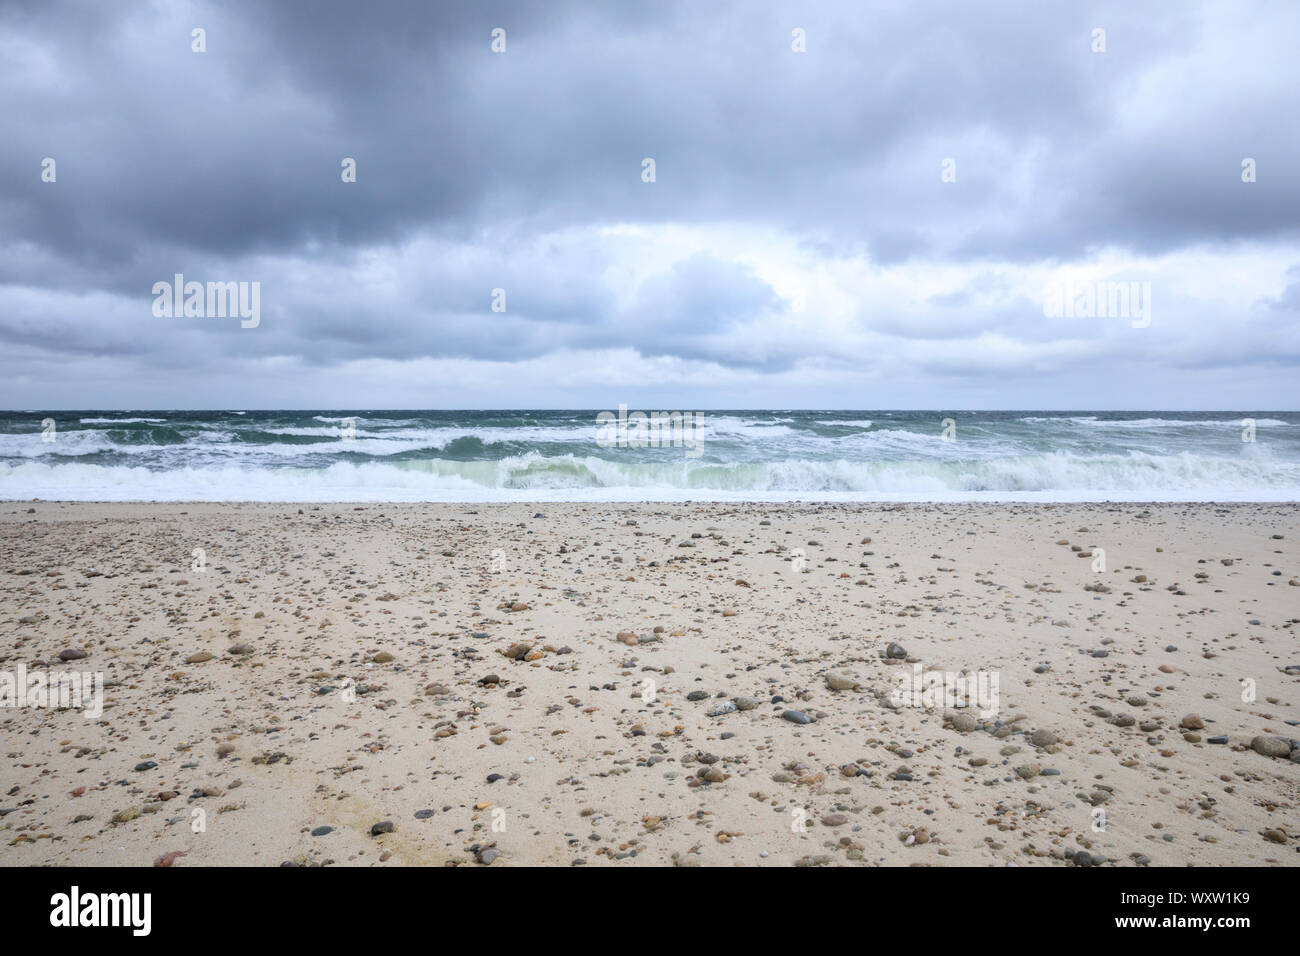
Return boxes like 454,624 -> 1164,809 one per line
1,501 -> 1297,867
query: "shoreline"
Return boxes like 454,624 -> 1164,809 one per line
7,495 -> 1300,504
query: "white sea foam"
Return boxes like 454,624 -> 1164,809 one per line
3,450 -> 1297,502
1019,416 -> 1289,429
0,431 -> 156,458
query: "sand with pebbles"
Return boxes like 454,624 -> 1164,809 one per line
1,501 -> 1297,866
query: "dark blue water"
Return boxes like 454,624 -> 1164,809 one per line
2,410 -> 1297,501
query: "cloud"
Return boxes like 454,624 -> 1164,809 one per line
1,0 -> 1298,407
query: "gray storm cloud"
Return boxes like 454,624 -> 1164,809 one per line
1,0 -> 1297,408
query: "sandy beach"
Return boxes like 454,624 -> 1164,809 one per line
1,501 -> 1297,867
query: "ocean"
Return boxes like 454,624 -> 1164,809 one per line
1,410 -> 1297,502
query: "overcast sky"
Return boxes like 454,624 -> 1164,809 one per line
2,0 -> 1298,409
